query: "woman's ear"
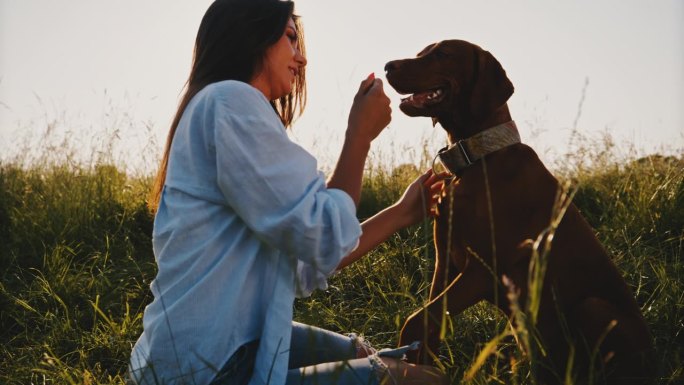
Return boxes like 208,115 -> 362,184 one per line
469,49 -> 514,118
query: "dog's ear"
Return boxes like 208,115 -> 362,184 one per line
469,49 -> 514,118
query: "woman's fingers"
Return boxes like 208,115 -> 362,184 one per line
422,170 -> 449,188
419,170 -> 450,217
359,72 -> 375,94
347,73 -> 392,144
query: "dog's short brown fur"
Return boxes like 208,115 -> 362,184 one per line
385,40 -> 653,384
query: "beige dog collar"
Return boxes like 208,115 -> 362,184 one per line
434,121 -> 520,175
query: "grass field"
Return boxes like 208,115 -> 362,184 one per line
0,139 -> 682,384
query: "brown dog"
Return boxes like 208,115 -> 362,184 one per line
385,40 -> 653,384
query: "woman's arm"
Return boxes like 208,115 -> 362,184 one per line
327,74 -> 391,205
335,170 -> 447,271
213,82 -> 362,275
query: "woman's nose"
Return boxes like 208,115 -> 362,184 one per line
296,51 -> 307,67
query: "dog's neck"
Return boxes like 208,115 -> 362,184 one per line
440,105 -> 512,145
434,120 -> 520,176
433,105 -> 520,176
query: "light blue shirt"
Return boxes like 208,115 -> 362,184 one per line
129,80 -> 362,385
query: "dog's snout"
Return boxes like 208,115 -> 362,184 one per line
384,60 -> 400,73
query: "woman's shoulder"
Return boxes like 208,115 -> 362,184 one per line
185,80 -> 281,131
205,79 -> 260,94
198,80 -> 268,108
186,80 -> 272,119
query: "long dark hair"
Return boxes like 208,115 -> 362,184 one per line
149,0 -> 307,211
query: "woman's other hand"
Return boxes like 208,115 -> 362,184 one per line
346,73 -> 392,144
333,169 -> 449,272
394,169 -> 450,227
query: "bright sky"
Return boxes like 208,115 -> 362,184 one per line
1,0 -> 682,173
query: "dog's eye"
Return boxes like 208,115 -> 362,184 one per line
433,50 -> 449,59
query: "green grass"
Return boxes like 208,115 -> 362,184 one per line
1,140 -> 682,384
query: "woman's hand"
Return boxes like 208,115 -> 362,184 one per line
394,169 -> 450,228
328,74 -> 392,205
333,169 -> 449,271
346,73 -> 392,145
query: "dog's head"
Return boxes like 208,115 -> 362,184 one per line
385,40 -> 513,133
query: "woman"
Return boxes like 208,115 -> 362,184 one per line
129,1 -> 447,384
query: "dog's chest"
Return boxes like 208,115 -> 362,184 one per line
435,169 -> 539,270
435,178 -> 493,262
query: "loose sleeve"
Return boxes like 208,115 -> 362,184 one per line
210,83 -> 361,279
294,261 -> 328,298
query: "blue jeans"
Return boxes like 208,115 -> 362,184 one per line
209,322 -> 387,385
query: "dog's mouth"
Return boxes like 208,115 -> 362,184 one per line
399,87 -> 446,110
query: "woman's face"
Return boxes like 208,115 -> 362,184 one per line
251,18 -> 306,100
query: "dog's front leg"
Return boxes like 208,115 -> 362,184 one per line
400,262 -> 492,365
399,305 -> 442,365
